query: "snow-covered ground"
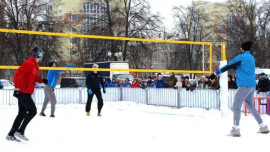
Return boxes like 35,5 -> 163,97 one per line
1,101 -> 269,152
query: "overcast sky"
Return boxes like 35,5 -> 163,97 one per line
147,0 -> 227,30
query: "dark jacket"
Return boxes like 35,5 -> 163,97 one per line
155,78 -> 165,88
86,72 -> 104,90
257,76 -> 270,92
167,75 -> 178,88
14,56 -> 43,94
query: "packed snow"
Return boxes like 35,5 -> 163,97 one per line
1,101 -> 269,152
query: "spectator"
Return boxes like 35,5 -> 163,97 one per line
203,76 -> 212,89
184,76 -> 190,89
186,80 -> 197,91
167,72 -> 178,88
109,79 -> 119,87
257,73 -> 270,94
155,75 -> 165,88
210,76 -> 220,90
197,80 -> 203,89
0,81 -> 3,89
180,76 -> 186,88
131,78 -> 140,88
122,78 -> 131,87
228,74 -> 237,89
104,75 -> 111,87
146,76 -> 155,87
174,77 -> 184,89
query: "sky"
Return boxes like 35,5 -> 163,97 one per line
148,0 -> 227,30
1,102 -> 270,152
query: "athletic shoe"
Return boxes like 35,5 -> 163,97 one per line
15,132 -> 29,141
97,113 -> 102,117
6,135 -> 20,142
40,113 -> 46,116
258,125 -> 269,134
50,115 -> 55,118
86,112 -> 90,116
230,127 -> 240,137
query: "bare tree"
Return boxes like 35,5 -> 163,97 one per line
169,4 -> 211,77
224,0 -> 270,68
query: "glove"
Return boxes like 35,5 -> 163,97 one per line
13,90 -> 21,98
103,88 -> 106,94
43,79 -> 48,84
88,89 -> 92,95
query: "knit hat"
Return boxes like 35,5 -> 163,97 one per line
241,41 -> 252,51
32,47 -> 44,58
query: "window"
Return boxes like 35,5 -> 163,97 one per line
57,5 -> 61,11
70,38 -> 79,44
218,25 -> 224,30
70,27 -> 77,33
47,5 -> 52,12
70,15 -> 80,21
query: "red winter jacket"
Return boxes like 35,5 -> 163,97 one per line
131,81 -> 141,88
14,56 -> 43,94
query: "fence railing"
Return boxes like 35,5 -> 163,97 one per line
1,88 -> 268,113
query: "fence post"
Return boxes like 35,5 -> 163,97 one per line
78,88 -> 82,104
146,88 -> 149,105
120,87 -> 123,101
177,89 -> 181,108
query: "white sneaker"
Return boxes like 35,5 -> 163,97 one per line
15,132 -> 29,141
6,135 -> 20,142
229,127 -> 241,137
258,125 -> 270,134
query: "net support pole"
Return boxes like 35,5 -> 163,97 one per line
220,42 -> 228,116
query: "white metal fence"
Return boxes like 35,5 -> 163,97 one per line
0,88 -> 268,112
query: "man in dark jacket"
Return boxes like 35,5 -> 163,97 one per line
211,41 -> 269,137
85,64 -> 106,116
6,47 -> 48,142
257,73 -> 270,93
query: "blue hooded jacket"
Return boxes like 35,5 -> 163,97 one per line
47,64 -> 75,88
216,51 -> 256,88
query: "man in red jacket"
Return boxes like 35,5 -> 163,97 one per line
6,47 -> 48,142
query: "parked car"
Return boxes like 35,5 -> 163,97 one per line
0,79 -> 15,89
60,77 -> 86,88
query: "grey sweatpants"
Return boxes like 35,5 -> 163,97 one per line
41,86 -> 57,115
233,87 -> 263,126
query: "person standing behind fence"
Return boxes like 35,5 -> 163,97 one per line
210,41 -> 269,137
122,78 -> 131,87
40,62 -> 75,118
203,76 -> 212,89
228,74 -> 237,89
85,64 -> 106,116
131,78 -> 140,88
6,47 -> 48,142
167,72 -> 178,88
109,79 -> 119,87
0,81 -> 3,89
146,76 -> 155,87
155,75 -> 165,88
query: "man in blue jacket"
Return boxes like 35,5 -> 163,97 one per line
40,62 -> 75,117
211,41 -> 269,137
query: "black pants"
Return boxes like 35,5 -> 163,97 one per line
85,89 -> 103,113
8,93 -> 37,136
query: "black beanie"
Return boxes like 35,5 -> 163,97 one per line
48,61 -> 55,67
241,41 -> 252,51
